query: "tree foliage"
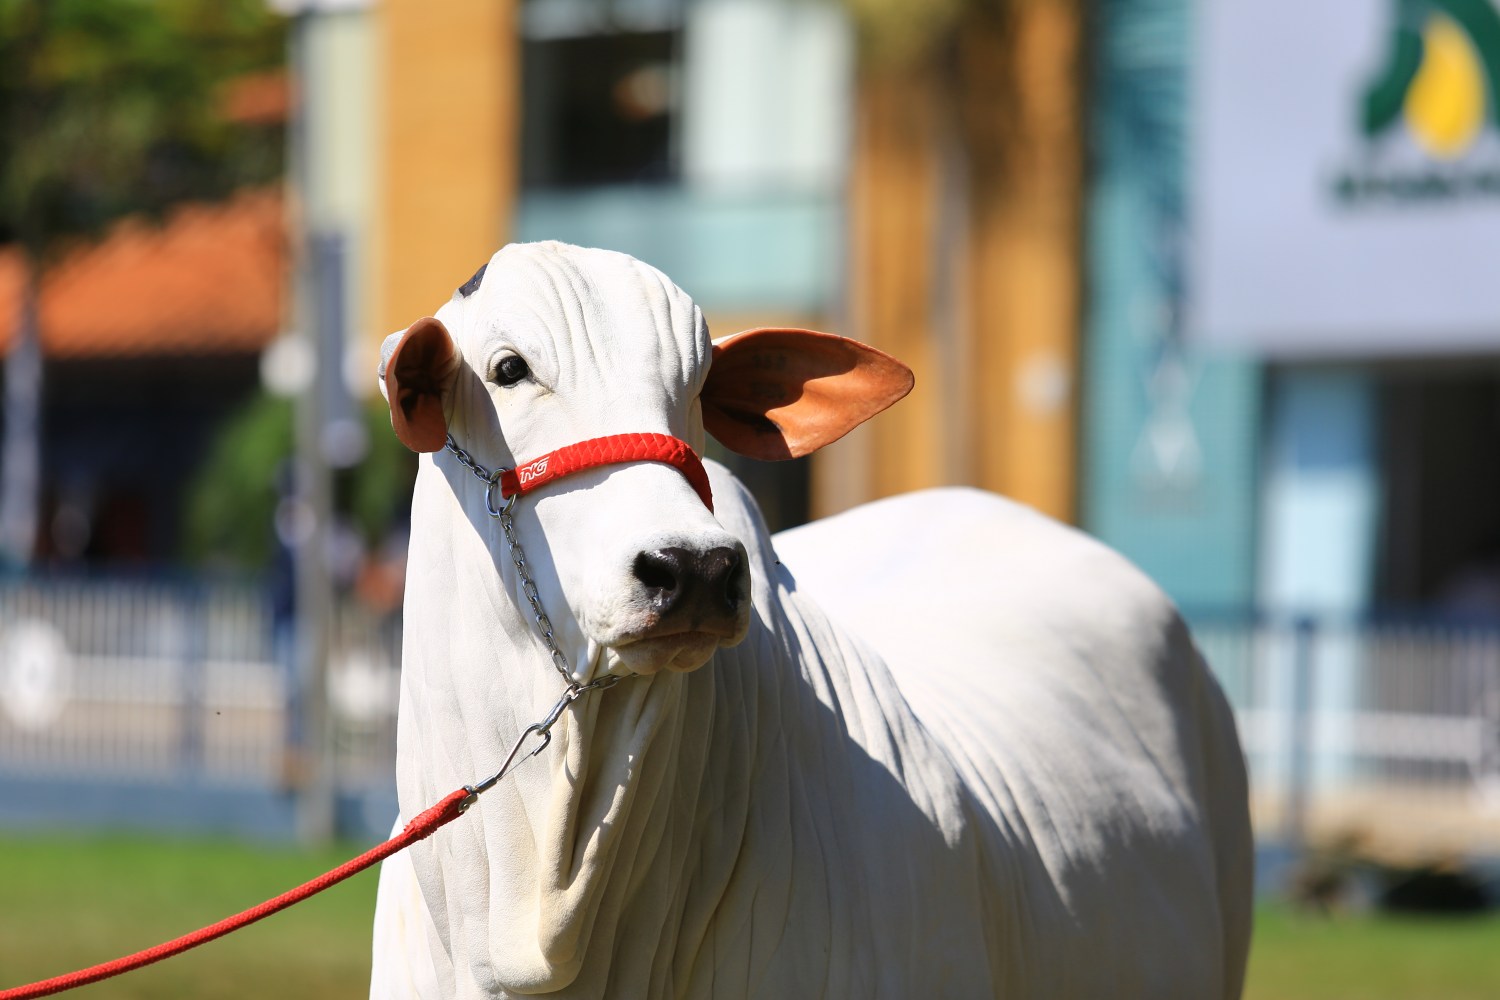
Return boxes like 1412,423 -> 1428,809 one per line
0,0 -> 285,568
182,392 -> 418,571
840,0 -> 970,66
835,0 -> 1028,69
0,0 -> 285,259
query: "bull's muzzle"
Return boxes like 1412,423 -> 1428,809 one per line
632,545 -> 747,636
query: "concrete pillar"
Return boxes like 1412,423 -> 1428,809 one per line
376,0 -> 519,336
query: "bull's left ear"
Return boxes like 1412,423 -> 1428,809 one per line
702,328 -> 914,461
379,316 -> 460,453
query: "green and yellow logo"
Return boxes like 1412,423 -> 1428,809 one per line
1362,0 -> 1500,158
1338,0 -> 1500,202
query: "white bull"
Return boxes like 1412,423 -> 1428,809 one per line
369,241 -> 1253,999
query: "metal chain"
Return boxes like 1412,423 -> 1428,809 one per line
444,434 -> 580,685
438,431 -> 624,815
444,433 -> 493,483
441,433 -> 621,811
500,506 -> 574,682
458,677 -> 617,811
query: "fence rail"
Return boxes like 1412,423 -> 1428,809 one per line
2,582 -> 1499,856
1196,615 -> 1500,861
0,580 -> 399,797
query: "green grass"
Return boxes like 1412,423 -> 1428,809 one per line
2,831 -> 1499,998
1246,903 -> 1500,1000
0,832 -> 378,999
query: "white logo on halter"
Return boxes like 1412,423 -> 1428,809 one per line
518,456 -> 550,486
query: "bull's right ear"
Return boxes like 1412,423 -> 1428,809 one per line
378,316 -> 459,452
702,328 -> 913,460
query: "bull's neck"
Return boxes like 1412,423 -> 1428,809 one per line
396,461 -> 938,998
395,462 -> 727,996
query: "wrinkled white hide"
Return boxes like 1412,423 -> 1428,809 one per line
370,242 -> 1252,999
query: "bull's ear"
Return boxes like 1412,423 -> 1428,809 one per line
380,316 -> 459,453
702,328 -> 914,461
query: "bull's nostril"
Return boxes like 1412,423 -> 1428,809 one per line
706,547 -> 747,612
729,555 -> 746,609
635,556 -> 676,592
634,548 -> 689,612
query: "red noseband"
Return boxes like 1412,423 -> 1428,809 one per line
498,433 -> 714,512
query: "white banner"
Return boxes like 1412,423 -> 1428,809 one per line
1190,0 -> 1500,355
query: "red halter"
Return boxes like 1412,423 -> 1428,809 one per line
498,432 -> 714,512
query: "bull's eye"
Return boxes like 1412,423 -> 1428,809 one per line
493,355 -> 530,387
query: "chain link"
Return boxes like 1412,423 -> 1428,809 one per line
445,434 -> 573,685
444,434 -> 492,483
459,671 -> 619,811
439,435 -> 621,814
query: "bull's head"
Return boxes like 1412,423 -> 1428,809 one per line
379,242 -> 911,679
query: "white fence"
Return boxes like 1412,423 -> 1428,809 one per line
2,582 -> 1499,856
1196,615 -> 1500,861
0,580 -> 399,794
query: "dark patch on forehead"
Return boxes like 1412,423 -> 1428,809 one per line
457,262 -> 487,298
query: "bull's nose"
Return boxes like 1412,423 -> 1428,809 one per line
633,545 -> 746,627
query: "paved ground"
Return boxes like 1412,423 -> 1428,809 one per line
1253,781 -> 1500,866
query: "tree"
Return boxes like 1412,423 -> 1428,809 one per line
0,0 -> 284,567
181,391 -> 417,573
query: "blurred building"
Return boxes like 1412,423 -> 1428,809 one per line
4,0 -> 1497,851
338,0 -> 850,528
511,0 -> 851,527
8,0 -> 1497,621
0,192 -> 285,564
1087,0 -> 1500,623
17,0 -> 1486,618
302,0 -> 1083,531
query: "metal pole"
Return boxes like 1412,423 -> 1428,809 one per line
289,11 -> 334,843
0,266 -> 42,568
1286,615 -> 1317,852
179,588 -> 207,780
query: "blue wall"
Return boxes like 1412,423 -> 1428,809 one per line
1082,0 -> 1263,613
516,186 -> 842,317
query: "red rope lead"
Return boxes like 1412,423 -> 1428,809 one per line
0,787 -> 473,1000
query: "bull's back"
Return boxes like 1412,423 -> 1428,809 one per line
773,488 -> 1252,997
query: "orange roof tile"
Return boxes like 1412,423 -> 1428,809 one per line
0,188 -> 286,359
220,71 -> 292,126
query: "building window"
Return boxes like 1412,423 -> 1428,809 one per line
521,15 -> 680,188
